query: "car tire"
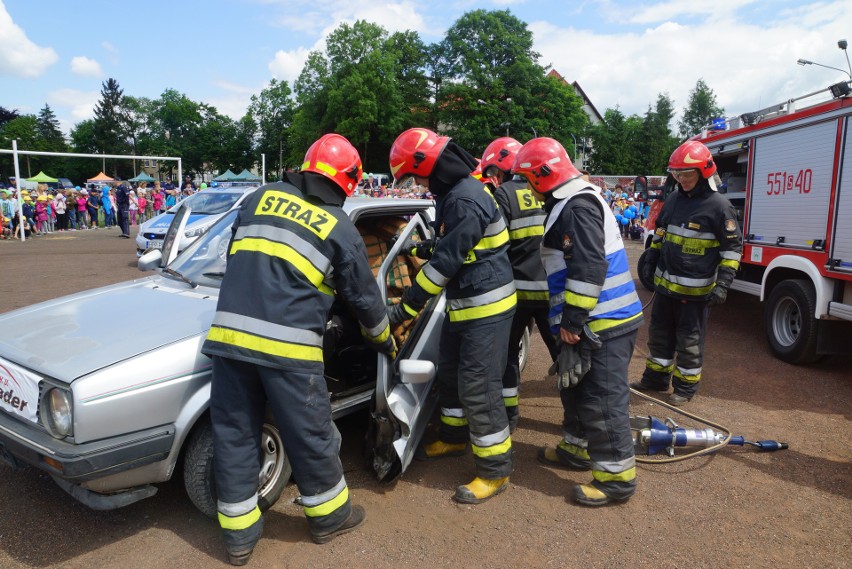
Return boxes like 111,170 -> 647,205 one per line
518,325 -> 531,372
183,414 -> 292,519
764,279 -> 820,364
637,248 -> 655,292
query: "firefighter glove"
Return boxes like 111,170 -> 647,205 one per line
708,284 -> 728,307
549,342 -> 588,389
403,238 -> 435,260
387,303 -> 411,327
641,251 -> 658,285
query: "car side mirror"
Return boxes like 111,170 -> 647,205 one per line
398,359 -> 435,384
137,248 -> 163,271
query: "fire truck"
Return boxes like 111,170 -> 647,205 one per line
639,82 -> 852,364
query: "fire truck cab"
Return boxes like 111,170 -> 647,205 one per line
645,84 -> 852,364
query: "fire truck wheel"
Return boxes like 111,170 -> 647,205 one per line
637,249 -> 655,292
764,278 -> 820,364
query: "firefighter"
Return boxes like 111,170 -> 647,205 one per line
631,140 -> 743,405
387,127 -> 516,504
480,136 -> 558,431
201,134 -> 397,565
513,137 -> 643,506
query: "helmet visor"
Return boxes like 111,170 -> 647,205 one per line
668,168 -> 700,181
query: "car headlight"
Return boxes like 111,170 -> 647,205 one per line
40,388 -> 73,438
185,224 -> 211,238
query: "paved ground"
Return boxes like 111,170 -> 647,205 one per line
0,228 -> 849,569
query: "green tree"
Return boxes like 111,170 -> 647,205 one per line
92,78 -> 131,177
0,106 -> 19,129
248,79 -> 294,181
34,104 -> 68,176
589,108 -> 641,174
678,79 -> 724,138
0,115 -> 38,178
639,93 -> 679,174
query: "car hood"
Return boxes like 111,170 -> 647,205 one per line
0,277 -> 217,382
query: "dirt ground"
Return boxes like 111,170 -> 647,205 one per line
0,228 -> 849,569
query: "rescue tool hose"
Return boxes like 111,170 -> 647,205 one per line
629,387 -> 733,464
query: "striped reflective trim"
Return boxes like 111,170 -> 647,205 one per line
564,290 -> 598,310
509,214 -> 547,231
666,224 -> 718,241
720,250 -> 742,261
509,225 -> 544,240
361,314 -> 391,340
473,228 -> 510,250
422,263 -> 450,287
442,407 -> 465,417
441,415 -> 469,427
654,269 -> 715,288
562,432 -> 588,449
720,259 -> 740,269
235,224 -> 333,275
516,279 -> 548,292
448,283 -> 517,310
309,161 -> 338,177
587,312 -> 643,333
593,466 -> 636,483
300,476 -> 346,507
304,486 -> 349,518
502,387 -> 519,407
502,387 -> 519,398
654,270 -> 715,296
566,278 -> 603,298
416,268 -> 444,295
599,270 -> 633,291
207,326 -> 324,362
592,456 -> 635,473
447,287 -> 517,322
213,312 -> 323,348
401,302 -> 419,317
664,232 -> 720,249
361,321 -> 391,344
589,289 -> 641,317
231,237 -> 334,296
517,290 -> 550,301
649,356 -> 674,367
650,241 -> 662,251
674,367 -> 701,383
219,505 -> 261,530
646,358 -> 675,373
471,427 -> 511,458
218,494 -> 258,517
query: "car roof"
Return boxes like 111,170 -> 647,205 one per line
343,197 -> 434,217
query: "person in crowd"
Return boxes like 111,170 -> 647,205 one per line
513,137 -> 642,507
87,187 -> 101,229
21,195 -> 36,237
128,189 -> 139,227
35,195 -> 48,235
137,188 -> 148,224
152,182 -> 165,214
101,186 -> 114,228
631,141 -> 743,406
143,187 -> 154,221
66,189 -> 78,230
387,128 -> 516,505
201,134 -> 395,565
53,189 -> 67,231
116,184 -> 131,238
77,188 -> 89,229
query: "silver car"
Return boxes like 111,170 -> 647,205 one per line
134,184 -> 258,256
0,197 -> 530,517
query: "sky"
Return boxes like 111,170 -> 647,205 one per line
1,0 -> 851,137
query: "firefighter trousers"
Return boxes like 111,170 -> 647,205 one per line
560,330 -> 637,500
641,294 -> 709,398
437,311 -> 514,479
210,356 -> 351,536
502,302 -> 559,431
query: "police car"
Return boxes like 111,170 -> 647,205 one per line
134,184 -> 258,256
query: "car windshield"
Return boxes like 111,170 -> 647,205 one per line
169,191 -> 242,215
166,209 -> 237,288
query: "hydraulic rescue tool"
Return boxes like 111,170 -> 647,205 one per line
629,389 -> 788,464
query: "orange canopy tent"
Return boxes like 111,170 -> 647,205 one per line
86,172 -> 115,183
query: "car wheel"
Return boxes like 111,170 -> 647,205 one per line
637,248 -> 655,292
764,279 -> 820,364
183,414 -> 292,519
518,324 -> 531,372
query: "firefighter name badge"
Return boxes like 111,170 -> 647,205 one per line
725,219 -> 737,232
688,222 -> 701,230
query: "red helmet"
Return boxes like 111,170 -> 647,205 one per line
389,128 -> 450,181
471,159 -> 485,182
668,140 -> 716,179
301,133 -> 363,196
481,137 -> 522,178
511,137 -> 581,194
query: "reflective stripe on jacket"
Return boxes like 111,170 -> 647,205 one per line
403,176 -> 516,324
492,179 -> 549,303
541,179 -> 643,340
202,177 -> 392,370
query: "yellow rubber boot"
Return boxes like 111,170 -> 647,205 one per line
453,477 -> 509,504
572,483 -> 630,507
416,440 -> 467,461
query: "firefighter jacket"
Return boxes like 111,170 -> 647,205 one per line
201,177 -> 395,371
492,178 -> 549,304
541,178 -> 644,341
648,179 -> 743,301
400,176 -> 516,324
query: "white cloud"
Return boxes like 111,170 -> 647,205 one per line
0,0 -> 58,77
531,0 -> 852,124
47,88 -> 100,122
70,56 -> 103,78
269,46 -> 311,83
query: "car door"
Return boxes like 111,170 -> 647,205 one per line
367,208 -> 444,483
